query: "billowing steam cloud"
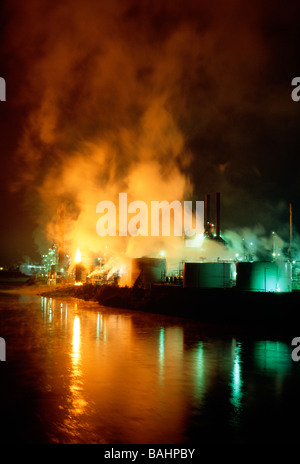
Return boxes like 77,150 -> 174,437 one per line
3,0 -> 298,267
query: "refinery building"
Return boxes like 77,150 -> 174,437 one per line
36,192 -> 298,294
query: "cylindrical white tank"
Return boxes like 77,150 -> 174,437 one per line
236,261 -> 292,292
183,262 -> 235,289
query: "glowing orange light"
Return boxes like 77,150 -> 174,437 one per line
75,248 -> 81,263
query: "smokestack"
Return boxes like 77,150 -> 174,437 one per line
289,202 -> 292,261
75,264 -> 82,282
215,192 -> 220,238
204,194 -> 211,236
58,202 -> 65,268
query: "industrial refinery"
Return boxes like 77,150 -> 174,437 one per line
30,192 -> 299,296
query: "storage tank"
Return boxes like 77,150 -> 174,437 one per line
75,263 -> 83,283
131,257 -> 166,289
183,262 -> 235,289
236,261 -> 292,292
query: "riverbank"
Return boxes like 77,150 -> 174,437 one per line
2,281 -> 299,337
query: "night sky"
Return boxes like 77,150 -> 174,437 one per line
1,0 -> 300,266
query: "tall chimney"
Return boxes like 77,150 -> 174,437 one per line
204,194 -> 210,236
215,192 -> 221,238
289,202 -> 292,261
58,202 -> 65,268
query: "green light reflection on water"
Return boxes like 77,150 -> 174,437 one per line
196,342 -> 204,383
230,340 -> 243,412
158,327 -> 165,379
192,341 -> 206,403
254,340 -> 292,374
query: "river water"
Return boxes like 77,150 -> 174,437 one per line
0,290 -> 300,444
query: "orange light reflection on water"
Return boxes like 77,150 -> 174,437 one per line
69,315 -> 87,417
35,296 -> 294,444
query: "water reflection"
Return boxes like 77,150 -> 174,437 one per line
96,313 -> 102,340
71,315 -> 80,369
37,298 -> 294,442
1,292 -> 297,443
253,340 -> 293,398
69,315 -> 87,416
193,342 -> 205,401
254,341 -> 292,374
230,339 -> 243,413
158,327 -> 165,380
